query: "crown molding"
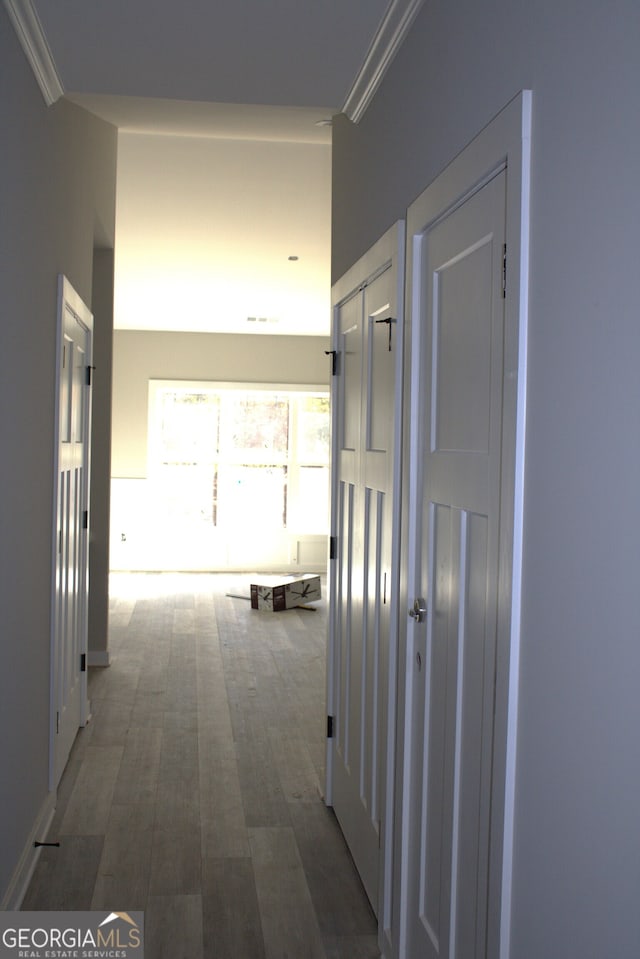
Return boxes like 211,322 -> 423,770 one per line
341,0 -> 425,124
4,0 -> 64,105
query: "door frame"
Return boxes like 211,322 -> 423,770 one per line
395,91 -> 532,959
50,274 -> 94,790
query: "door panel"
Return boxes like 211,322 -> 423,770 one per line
337,479 -> 357,767
452,510 -> 492,958
339,293 -> 362,458
406,171 -> 506,959
432,241 -> 493,455
329,223 -> 404,920
418,502 -> 454,953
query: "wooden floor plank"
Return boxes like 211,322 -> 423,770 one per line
199,738 -> 250,859
158,710 -> 199,786
235,732 -> 292,829
145,894 -> 203,959
249,826 -> 327,959
288,802 -> 377,937
89,699 -> 134,746
112,726 -> 162,804
58,745 -> 123,836
150,780 -> 201,896
268,728 -> 323,803
92,802 -> 155,911
22,836 -> 104,911
323,935 -> 381,959
202,858 -> 266,959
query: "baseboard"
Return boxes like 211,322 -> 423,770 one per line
0,789 -> 56,910
88,650 -> 110,667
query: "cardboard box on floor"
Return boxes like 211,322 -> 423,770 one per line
250,574 -> 321,611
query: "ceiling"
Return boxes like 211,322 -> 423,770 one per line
32,0 -> 390,115
6,0 -> 424,334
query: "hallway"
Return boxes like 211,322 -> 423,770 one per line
23,573 -> 378,958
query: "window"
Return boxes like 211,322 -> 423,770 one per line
149,383 -> 330,537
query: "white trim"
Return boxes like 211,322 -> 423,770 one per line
341,0 -> 426,124
0,790 -> 56,909
499,88 -> 532,959
3,0 -> 64,105
149,379 -> 327,395
88,650 -> 111,668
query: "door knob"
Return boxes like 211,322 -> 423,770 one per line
408,597 -> 427,623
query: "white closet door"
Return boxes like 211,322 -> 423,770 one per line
327,222 -> 404,921
52,276 -> 93,788
405,170 -> 505,959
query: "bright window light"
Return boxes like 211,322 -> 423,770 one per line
149,382 -> 330,537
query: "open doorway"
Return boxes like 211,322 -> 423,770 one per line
108,124 -> 332,577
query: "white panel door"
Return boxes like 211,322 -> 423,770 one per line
52,276 -> 93,787
404,170 -> 506,959
398,93 -> 531,959
328,223 -> 404,920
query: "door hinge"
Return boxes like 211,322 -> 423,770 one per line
80,653 -> 86,672
329,535 -> 338,560
375,316 -> 396,352
86,364 -> 96,386
56,711 -> 59,734
324,349 -> 338,376
327,715 -> 334,739
502,243 -> 507,298
82,509 -> 89,530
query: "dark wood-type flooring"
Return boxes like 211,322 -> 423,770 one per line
23,572 -> 379,958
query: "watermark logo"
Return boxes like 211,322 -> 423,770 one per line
0,911 -> 144,958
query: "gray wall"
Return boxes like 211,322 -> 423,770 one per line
89,250 -> 116,656
112,330 -> 330,476
0,8 -> 117,901
332,1 -> 640,956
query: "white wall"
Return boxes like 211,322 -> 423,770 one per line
0,8 -> 117,904
88,249 -> 115,659
332,1 -> 640,956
